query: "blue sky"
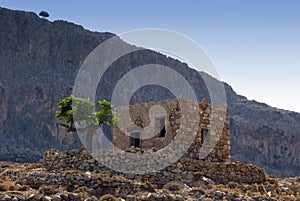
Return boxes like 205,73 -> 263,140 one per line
1,0 -> 300,112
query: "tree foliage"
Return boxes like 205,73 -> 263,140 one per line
55,95 -> 117,132
39,11 -> 49,18
96,100 -> 118,126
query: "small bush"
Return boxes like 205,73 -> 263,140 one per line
191,186 -> 206,195
251,183 -> 259,192
279,195 -> 297,201
111,175 -> 127,181
212,184 -> 226,191
246,190 -> 262,197
93,173 -> 109,180
25,163 -> 43,170
73,186 -> 90,199
18,185 -> 31,191
0,181 -> 18,191
163,182 -> 185,191
194,171 -> 205,178
66,184 -> 75,192
99,194 -> 118,201
270,191 -> 279,198
38,185 -> 56,195
73,186 -> 89,193
263,182 -> 277,192
142,181 -> 156,192
39,11 -> 49,18
266,176 -> 280,187
291,184 -> 300,195
62,169 -> 85,176
211,184 -> 243,195
227,181 -> 239,189
3,176 -> 12,182
0,184 -> 8,191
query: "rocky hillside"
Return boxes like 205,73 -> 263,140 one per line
0,150 -> 299,201
0,7 -> 299,177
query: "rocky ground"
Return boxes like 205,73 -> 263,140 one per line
0,161 -> 299,201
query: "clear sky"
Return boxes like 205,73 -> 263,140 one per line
1,0 -> 300,112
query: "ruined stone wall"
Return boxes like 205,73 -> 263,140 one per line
193,100 -> 231,162
113,98 -> 230,162
43,149 -> 267,185
113,99 -> 179,151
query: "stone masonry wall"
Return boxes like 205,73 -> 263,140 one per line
113,99 -> 179,151
43,148 -> 267,185
113,98 -> 230,162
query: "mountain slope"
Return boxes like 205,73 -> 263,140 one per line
0,7 -> 299,177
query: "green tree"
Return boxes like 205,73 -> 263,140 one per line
96,99 -> 118,126
55,95 -> 117,132
39,11 -> 49,18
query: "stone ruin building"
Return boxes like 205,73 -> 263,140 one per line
44,98 -> 268,184
112,97 -> 231,162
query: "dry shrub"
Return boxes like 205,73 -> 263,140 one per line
290,184 -> 300,196
73,186 -> 90,199
226,181 -> 239,189
38,185 -> 56,195
0,181 -> 19,191
262,181 -> 276,192
142,181 -> 157,192
251,183 -> 259,192
111,175 -> 127,181
191,186 -> 206,195
18,185 -> 31,191
202,198 -> 213,201
270,191 -> 279,198
99,194 -> 118,201
246,190 -> 262,197
3,176 -> 12,182
180,188 -> 190,199
194,171 -> 205,178
161,188 -> 170,194
73,186 -> 89,193
266,176 -> 280,188
24,163 -> 43,170
163,182 -> 185,191
92,173 -> 108,180
66,184 -> 76,192
133,179 -> 143,184
211,184 -> 242,195
56,185 -> 67,192
62,169 -> 85,176
280,195 -> 297,201
212,184 -> 227,192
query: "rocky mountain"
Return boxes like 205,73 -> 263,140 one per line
0,7 -> 299,177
